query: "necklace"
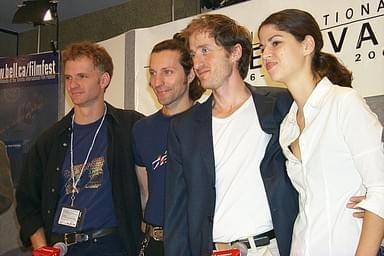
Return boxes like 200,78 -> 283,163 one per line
69,104 -> 107,207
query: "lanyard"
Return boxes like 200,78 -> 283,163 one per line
69,105 -> 107,207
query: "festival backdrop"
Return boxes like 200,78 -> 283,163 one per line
129,0 -> 384,115
0,52 -> 60,186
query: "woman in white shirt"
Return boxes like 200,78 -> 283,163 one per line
258,9 -> 384,256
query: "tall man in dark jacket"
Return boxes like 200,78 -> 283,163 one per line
163,14 -> 298,256
16,41 -> 143,255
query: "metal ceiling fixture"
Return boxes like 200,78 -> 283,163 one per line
12,0 -> 59,53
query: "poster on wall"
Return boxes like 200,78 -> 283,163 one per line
0,52 -> 59,186
131,0 -> 384,115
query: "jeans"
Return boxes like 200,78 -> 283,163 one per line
138,236 -> 163,256
379,246 -> 384,256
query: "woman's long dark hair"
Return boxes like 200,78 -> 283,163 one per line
258,9 -> 352,87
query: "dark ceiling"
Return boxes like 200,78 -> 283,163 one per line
0,0 -> 130,33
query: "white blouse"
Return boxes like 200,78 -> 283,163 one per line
280,77 -> 384,256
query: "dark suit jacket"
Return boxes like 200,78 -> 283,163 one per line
164,85 -> 299,256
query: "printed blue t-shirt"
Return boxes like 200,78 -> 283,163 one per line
132,110 -> 171,226
52,117 -> 118,233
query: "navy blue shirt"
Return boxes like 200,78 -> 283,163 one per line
132,110 -> 170,226
52,117 -> 118,233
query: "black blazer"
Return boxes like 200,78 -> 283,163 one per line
164,85 -> 298,256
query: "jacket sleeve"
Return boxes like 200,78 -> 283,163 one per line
164,120 -> 192,256
15,141 -> 45,247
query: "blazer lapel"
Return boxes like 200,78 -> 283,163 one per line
248,86 -> 284,179
249,87 -> 280,134
195,95 -> 216,184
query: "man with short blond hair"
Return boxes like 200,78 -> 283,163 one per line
16,41 -> 143,255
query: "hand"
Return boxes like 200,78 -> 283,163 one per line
347,196 -> 366,218
30,227 -> 47,250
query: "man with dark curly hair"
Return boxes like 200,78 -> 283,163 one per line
133,34 -> 204,256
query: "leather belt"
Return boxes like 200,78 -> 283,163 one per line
144,223 -> 163,241
52,227 -> 117,246
214,229 -> 275,250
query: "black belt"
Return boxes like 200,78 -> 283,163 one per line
234,229 -> 275,248
52,228 -> 117,246
214,229 -> 275,249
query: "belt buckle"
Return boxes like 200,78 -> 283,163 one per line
254,235 -> 270,247
64,232 -> 89,246
152,227 -> 163,241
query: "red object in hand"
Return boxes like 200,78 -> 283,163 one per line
32,246 -> 60,256
212,248 -> 241,256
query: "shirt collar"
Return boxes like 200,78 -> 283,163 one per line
304,77 -> 333,110
57,101 -> 119,136
286,77 -> 333,124
105,101 -> 120,125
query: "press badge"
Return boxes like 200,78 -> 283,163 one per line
58,207 -> 82,228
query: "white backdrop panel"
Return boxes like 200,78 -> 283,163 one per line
132,0 -> 384,115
